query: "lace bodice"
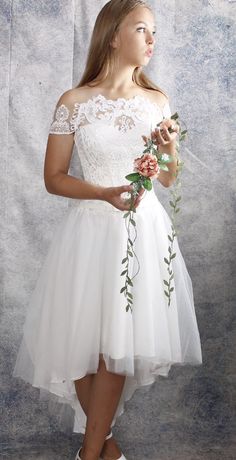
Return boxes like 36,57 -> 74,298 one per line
49,94 -> 171,190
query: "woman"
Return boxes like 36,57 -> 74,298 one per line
13,1 -> 202,459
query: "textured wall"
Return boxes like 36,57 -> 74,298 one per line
1,1 -> 236,459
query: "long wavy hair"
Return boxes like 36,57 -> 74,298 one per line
77,0 -> 167,97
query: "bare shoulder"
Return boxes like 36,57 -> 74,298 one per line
56,86 -> 99,107
143,88 -> 169,109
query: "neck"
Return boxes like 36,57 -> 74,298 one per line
98,62 -> 140,95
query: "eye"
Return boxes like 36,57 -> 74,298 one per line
137,27 -> 156,37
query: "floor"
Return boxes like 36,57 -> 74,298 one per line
1,433 -> 236,460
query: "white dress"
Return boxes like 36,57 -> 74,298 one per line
13,94 -> 202,434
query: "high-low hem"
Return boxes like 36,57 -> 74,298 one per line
13,337 -> 202,434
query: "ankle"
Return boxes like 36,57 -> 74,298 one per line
80,446 -> 100,460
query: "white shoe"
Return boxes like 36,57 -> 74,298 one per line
75,446 -> 82,460
75,432 -> 113,460
99,431 -> 127,460
75,430 -> 127,460
75,431 -> 127,460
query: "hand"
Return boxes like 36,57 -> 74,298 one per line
142,119 -> 179,148
103,185 -> 145,211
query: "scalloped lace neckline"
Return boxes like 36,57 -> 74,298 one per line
78,93 -> 165,111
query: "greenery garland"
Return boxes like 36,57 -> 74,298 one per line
120,112 -> 187,313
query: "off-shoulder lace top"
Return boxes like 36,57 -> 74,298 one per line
49,94 -> 172,189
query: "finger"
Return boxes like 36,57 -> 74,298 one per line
154,129 -> 164,145
151,130 -> 161,145
162,126 -> 172,141
134,190 -> 145,207
118,184 -> 133,194
139,188 -> 145,196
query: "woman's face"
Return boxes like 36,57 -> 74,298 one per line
112,6 -> 156,67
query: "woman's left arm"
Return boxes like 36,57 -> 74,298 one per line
152,118 -> 179,188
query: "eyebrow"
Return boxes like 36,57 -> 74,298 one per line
135,21 -> 156,29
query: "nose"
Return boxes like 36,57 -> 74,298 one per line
146,32 -> 155,45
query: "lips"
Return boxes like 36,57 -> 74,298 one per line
145,49 -> 153,57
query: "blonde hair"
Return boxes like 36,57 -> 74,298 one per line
77,0 -> 168,98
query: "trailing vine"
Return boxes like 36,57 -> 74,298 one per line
120,112 -> 187,312
163,117 -> 187,306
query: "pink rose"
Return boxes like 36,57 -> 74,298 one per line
134,153 -> 160,179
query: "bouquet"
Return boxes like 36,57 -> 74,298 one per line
120,112 -> 187,313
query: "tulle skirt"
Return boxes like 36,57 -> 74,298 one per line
13,189 -> 202,433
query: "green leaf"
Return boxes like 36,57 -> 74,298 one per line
128,238 -> 133,246
127,292 -> 133,299
127,277 -> 133,286
164,257 -> 170,265
164,280 -> 169,287
171,112 -> 178,120
123,212 -> 130,218
125,173 -> 140,181
164,290 -> 170,298
176,196 -> 181,202
122,257 -> 128,264
159,164 -> 169,172
120,286 -> 126,293
171,253 -> 176,260
170,287 -> 174,292
168,246 -> 172,254
159,154 -> 174,163
169,201 -> 175,208
126,305 -> 130,312
168,235 -> 173,243
120,270 -> 127,276
128,250 -> 133,257
143,178 -> 152,191
130,219 -> 136,226
170,273 -> 174,281
175,208 -> 180,213
127,297 -> 133,304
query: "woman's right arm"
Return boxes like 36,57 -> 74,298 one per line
44,131 -> 104,200
44,132 -> 142,211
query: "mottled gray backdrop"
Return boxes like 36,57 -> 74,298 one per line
1,1 -> 236,459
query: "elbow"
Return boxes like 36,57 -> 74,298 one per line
44,181 -> 54,194
44,174 -> 57,195
44,171 -> 67,195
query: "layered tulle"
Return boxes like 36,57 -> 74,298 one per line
13,189 -> 202,433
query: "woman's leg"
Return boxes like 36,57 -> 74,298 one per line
74,374 -> 94,417
74,372 -> 111,438
75,356 -> 126,460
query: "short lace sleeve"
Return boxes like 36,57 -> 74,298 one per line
162,100 -> 172,119
49,99 -> 80,135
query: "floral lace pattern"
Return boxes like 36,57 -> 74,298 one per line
49,102 -> 80,134
76,95 -> 164,133
49,94 -> 172,206
49,94 -> 171,135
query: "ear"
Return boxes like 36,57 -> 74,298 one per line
110,32 -> 119,49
